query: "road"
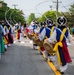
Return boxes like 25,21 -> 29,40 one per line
0,35 -> 74,75
0,36 -> 54,75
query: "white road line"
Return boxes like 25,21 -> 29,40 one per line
67,43 -> 71,45
14,41 -> 17,43
21,41 -> 25,43
30,41 -> 33,44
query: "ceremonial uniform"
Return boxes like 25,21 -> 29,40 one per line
28,20 -> 39,49
3,24 -> 9,50
38,22 -> 51,56
15,23 -> 22,42
0,23 -> 4,54
7,25 -> 14,44
48,16 -> 72,73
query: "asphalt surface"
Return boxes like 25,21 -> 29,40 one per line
0,37 -> 54,75
0,35 -> 74,75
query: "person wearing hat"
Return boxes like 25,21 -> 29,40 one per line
38,21 -> 54,59
47,16 -> 73,74
44,19 -> 56,60
30,20 -> 39,49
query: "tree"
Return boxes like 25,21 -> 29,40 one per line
27,13 -> 36,25
10,9 -> 26,25
38,11 -> 61,24
63,4 -> 74,27
0,1 -> 8,20
0,1 -> 26,25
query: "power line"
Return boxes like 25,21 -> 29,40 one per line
35,0 -> 49,19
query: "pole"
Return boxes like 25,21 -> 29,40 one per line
56,0 -> 58,26
12,4 -> 18,9
56,0 -> 58,19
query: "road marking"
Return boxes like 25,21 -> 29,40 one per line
47,60 -> 61,75
37,48 -> 61,75
14,41 -> 16,43
67,43 -> 71,45
21,41 -> 25,43
30,41 -> 33,44
42,53 -> 61,75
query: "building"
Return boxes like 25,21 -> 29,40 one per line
0,1 -> 7,7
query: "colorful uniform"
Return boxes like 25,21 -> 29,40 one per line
48,26 -> 72,73
15,25 -> 22,42
38,26 -> 51,56
0,24 -> 4,54
7,25 -> 14,44
3,25 -> 9,50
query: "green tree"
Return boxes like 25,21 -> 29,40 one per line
0,1 -> 8,20
27,13 -> 36,25
10,9 -> 26,25
63,4 -> 74,27
38,11 -> 61,24
0,1 -> 26,25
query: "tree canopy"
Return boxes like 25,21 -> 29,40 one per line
0,1 -> 26,25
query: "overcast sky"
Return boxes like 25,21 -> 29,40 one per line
4,0 -> 74,17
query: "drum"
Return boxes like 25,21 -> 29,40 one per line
43,39 -> 55,54
32,36 -> 43,47
27,34 -> 34,40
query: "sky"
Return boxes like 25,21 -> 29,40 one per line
3,0 -> 74,18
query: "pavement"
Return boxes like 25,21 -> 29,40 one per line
0,37 -> 54,75
0,35 -> 74,75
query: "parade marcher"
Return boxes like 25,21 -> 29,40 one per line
15,22 -> 22,42
0,21 -> 4,55
44,19 -> 56,60
28,20 -> 39,49
38,21 -> 52,58
2,21 -> 9,51
6,24 -> 14,44
47,16 -> 72,74
22,23 -> 27,38
33,21 -> 40,50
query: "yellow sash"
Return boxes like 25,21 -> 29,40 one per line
53,28 -> 67,65
50,27 -> 54,36
16,26 -> 20,39
4,26 -> 6,29
9,27 -> 10,30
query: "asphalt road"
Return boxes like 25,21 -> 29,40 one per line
0,34 -> 74,75
0,37 -> 54,75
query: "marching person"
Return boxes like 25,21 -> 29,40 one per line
0,21 -> 4,55
22,23 -> 27,38
47,16 -> 72,74
2,21 -> 9,51
6,24 -> 14,45
45,19 -> 56,60
38,21 -> 52,59
38,19 -> 56,59
15,22 -> 22,42
32,21 -> 40,50
29,20 -> 39,49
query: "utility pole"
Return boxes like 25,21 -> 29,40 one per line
53,0 -> 62,26
49,5 -> 52,11
12,4 -> 18,9
56,0 -> 58,19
